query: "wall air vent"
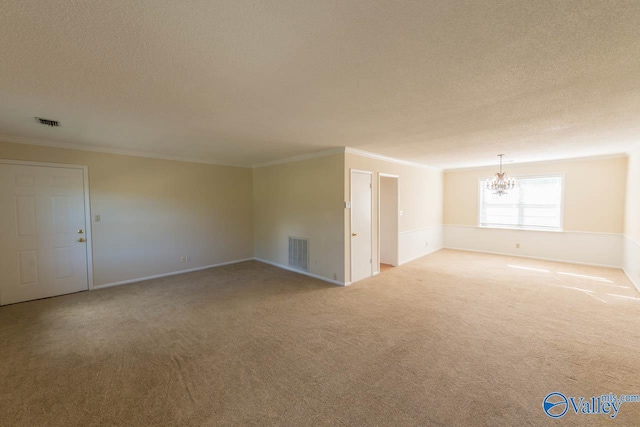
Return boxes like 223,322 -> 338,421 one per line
36,117 -> 60,127
288,237 -> 309,271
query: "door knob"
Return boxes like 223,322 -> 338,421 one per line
352,233 -> 358,236
77,238 -> 86,243
78,229 -> 84,234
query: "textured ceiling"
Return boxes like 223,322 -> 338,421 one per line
1,0 -> 640,168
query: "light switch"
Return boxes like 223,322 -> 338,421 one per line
94,214 -> 101,223
345,201 -> 352,208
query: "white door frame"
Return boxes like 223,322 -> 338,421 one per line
378,173 -> 399,271
350,168 -> 373,283
0,159 -> 94,290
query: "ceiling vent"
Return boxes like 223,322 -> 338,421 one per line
36,117 -> 60,127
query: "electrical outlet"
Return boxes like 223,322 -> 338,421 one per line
180,256 -> 186,263
333,273 -> 337,280
516,243 -> 520,249
94,214 -> 101,223
186,255 -> 191,262
425,241 -> 429,247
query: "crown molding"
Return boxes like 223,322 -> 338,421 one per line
3,134 -> 632,172
444,152 -> 629,172
254,146 -> 443,170
0,134 -> 250,168
252,147 -> 345,168
344,147 -> 441,171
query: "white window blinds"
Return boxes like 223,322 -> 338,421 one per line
479,175 -> 563,231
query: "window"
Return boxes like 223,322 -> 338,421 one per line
479,175 -> 563,231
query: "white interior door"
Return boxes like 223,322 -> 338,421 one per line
351,170 -> 372,283
0,164 -> 89,305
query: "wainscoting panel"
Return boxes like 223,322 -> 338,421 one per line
444,225 -> 623,268
399,225 -> 443,265
624,236 -> 640,292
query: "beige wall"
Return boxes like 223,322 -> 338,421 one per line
7,140 -> 628,288
624,147 -> 640,289
379,176 -> 398,265
344,153 -> 443,282
0,141 -> 254,286
444,156 -> 628,233
253,154 -> 345,282
625,148 -> 640,242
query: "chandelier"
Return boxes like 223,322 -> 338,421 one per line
487,154 -> 515,196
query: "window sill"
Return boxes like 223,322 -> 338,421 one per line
477,225 -> 563,233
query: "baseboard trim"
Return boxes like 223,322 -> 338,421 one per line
623,269 -> 640,294
443,246 -> 622,269
253,258 -> 346,286
398,246 -> 443,266
93,258 -> 255,290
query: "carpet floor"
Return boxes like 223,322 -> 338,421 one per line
1,249 -> 639,426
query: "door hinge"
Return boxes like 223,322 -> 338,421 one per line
370,183 -> 372,188
370,258 -> 372,263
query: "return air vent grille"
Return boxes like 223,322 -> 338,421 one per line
36,117 -> 60,127
288,237 -> 309,271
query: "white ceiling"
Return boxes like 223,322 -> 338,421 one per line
1,0 -> 640,169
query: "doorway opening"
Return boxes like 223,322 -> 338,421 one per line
379,174 -> 399,273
